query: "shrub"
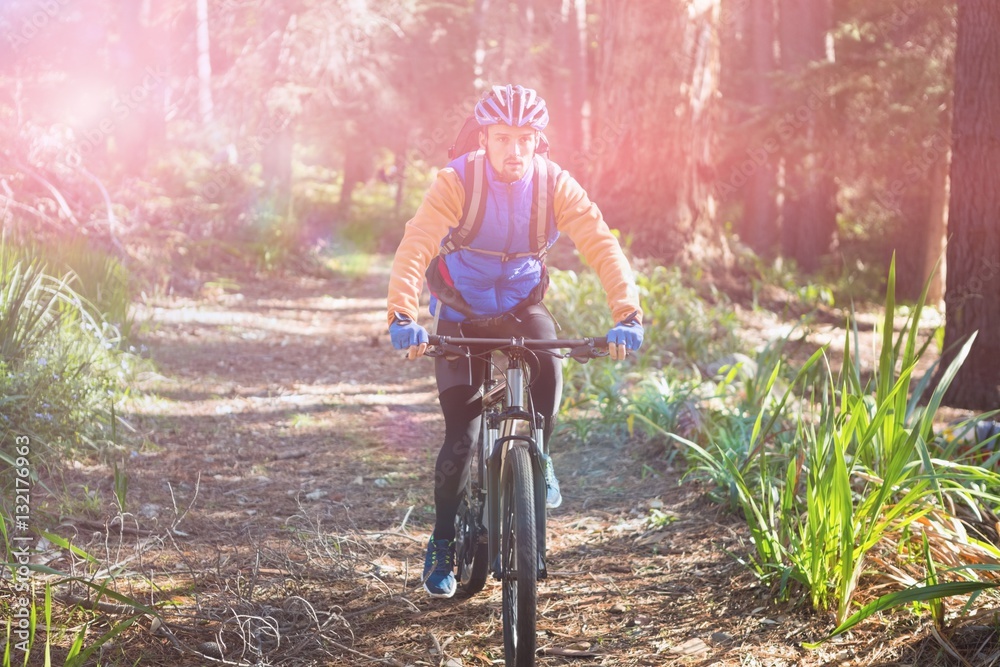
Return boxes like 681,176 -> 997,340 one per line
0,242 -> 136,463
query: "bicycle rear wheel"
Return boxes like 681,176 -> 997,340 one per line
501,445 -> 537,666
455,427 -> 488,595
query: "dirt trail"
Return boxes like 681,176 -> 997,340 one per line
73,262 -> 938,666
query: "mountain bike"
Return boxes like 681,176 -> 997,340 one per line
426,335 -> 608,667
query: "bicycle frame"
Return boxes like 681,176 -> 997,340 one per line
427,335 -> 607,666
428,335 -> 607,580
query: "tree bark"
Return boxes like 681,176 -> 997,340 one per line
940,0 -> 1000,410
587,0 -> 722,262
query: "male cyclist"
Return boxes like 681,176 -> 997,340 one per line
386,84 -> 644,598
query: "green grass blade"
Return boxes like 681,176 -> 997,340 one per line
68,617 -> 139,667
38,533 -> 100,565
804,580 -> 999,648
876,255 -> 897,406
917,332 -> 977,440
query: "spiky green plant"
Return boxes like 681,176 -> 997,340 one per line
644,256 -> 1000,634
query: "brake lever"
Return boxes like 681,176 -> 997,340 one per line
569,344 -> 609,364
426,341 -> 471,358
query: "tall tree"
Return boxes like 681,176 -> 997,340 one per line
940,0 -> 1000,410
547,0 -> 588,160
718,0 -> 779,256
587,0 -> 723,262
195,0 -> 214,125
817,1 -> 954,301
743,0 -> 779,255
113,0 -> 162,175
777,0 -> 836,273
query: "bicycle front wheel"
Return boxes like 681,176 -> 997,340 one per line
501,445 -> 537,667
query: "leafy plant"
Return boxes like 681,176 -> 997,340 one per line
645,256 -> 1000,634
0,241 -> 138,469
547,265 -> 742,430
2,545 -> 152,667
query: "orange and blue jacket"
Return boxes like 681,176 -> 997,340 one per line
386,157 -> 642,328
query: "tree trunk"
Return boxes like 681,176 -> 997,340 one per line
549,0 -> 588,161
777,0 -> 836,273
115,0 -> 161,175
743,0 -> 779,255
922,143 -> 949,305
568,0 -> 588,157
195,0 -> 214,125
718,0 -> 779,255
587,0 -> 722,262
336,134 -> 374,223
261,12 -> 296,210
887,126 -> 951,303
940,0 -> 1000,410
473,0 -> 490,87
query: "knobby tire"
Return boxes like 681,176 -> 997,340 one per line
501,445 -> 537,667
455,430 -> 488,595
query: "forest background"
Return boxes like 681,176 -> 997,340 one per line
2,0 -> 997,408
3,0 -> 1000,664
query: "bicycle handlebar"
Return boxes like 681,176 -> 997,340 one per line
427,335 -> 607,348
426,335 -> 609,362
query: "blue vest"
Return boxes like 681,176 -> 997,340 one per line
431,155 -> 560,322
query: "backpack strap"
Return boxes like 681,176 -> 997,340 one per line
529,155 -> 560,257
441,149 -> 488,255
443,151 -> 559,259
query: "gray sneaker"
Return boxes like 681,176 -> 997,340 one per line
542,454 -> 562,508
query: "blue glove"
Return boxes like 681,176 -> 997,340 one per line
389,315 -> 428,350
606,312 -> 644,355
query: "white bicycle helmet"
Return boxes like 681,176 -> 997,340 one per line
474,84 -> 549,130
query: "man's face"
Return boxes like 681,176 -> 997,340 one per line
480,124 -> 538,182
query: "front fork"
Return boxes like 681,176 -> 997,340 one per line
485,360 -> 548,580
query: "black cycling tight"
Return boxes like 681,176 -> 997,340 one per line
432,385 -> 483,541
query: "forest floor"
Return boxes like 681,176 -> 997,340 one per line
34,258 -> 988,667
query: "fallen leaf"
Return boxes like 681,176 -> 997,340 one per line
540,646 -> 600,658
669,638 -> 710,656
